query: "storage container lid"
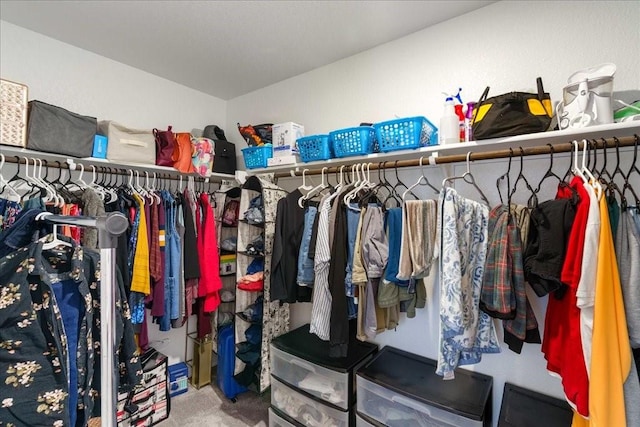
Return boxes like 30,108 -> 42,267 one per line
270,323 -> 378,373
498,383 -> 573,427
357,346 -> 492,421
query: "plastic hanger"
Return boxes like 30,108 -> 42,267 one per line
297,169 -> 314,194
509,147 -> 536,202
622,134 -> 640,207
298,166 -> 330,208
496,149 -> 513,205
37,212 -> 73,250
0,154 -> 21,202
442,152 -> 491,206
403,157 -> 439,201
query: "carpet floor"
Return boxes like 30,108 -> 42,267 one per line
158,373 -> 270,427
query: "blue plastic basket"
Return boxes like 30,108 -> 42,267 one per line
241,144 -> 272,169
296,134 -> 332,162
330,126 -> 377,158
374,116 -> 438,152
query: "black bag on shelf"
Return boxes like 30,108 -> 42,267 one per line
26,100 -> 97,157
472,77 -> 553,140
203,125 -> 237,175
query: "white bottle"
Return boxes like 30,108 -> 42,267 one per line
439,96 -> 459,145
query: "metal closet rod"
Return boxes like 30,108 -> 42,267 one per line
2,155 -> 213,182
277,134 -> 639,178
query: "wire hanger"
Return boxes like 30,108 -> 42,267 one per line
403,157 -> 439,201
442,152 -> 491,206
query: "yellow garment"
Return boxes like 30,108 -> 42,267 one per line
573,196 -> 631,427
130,194 -> 151,295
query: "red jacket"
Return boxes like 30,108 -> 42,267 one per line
197,193 -> 222,312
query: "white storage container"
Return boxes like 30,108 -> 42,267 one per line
270,345 -> 349,409
98,120 -> 155,165
271,376 -> 349,427
269,407 -> 298,427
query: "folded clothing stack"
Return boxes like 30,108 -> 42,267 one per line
238,258 -> 265,291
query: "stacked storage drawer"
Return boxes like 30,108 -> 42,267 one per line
269,324 -> 378,426
356,346 -> 493,427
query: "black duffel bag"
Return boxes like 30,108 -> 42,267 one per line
27,100 -> 97,157
203,125 -> 237,175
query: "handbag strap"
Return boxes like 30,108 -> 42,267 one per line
478,86 -> 490,105
536,77 -> 546,101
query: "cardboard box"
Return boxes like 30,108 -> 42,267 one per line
267,155 -> 297,167
272,122 -> 304,157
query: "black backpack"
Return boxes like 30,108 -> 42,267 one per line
203,125 -> 237,175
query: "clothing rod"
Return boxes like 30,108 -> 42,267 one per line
1,155 -> 220,182
276,134 -> 639,178
37,212 -> 127,426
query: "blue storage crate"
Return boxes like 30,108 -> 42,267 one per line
296,134 -> 332,162
374,116 -> 438,153
241,144 -> 273,169
330,126 -> 377,158
168,362 -> 189,397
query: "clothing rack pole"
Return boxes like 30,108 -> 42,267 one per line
0,155 -> 219,183
39,212 -> 129,426
276,134 -> 639,178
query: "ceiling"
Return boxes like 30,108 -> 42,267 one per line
0,1 -> 494,100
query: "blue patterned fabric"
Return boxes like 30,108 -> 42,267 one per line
435,187 -> 500,379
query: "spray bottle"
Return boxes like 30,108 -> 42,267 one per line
439,88 -> 463,145
465,102 -> 476,142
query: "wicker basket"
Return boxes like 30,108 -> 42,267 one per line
0,78 -> 28,147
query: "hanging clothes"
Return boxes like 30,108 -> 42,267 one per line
310,191 -> 338,341
542,179 -> 590,417
435,186 -> 500,380
180,191 -> 199,320
271,189 -> 310,303
616,209 -> 640,347
397,199 -> 437,281
0,197 -> 22,230
481,204 -> 540,354
0,237 -> 142,426
197,193 -> 222,313
573,195 -> 632,427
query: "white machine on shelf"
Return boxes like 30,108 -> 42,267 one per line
557,63 -> 616,130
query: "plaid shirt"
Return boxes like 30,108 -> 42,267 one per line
481,205 -> 540,354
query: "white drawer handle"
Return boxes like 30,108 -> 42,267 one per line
289,358 -> 317,373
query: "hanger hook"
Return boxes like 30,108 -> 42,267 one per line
466,152 -> 472,174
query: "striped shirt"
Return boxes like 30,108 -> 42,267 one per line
309,192 -> 337,340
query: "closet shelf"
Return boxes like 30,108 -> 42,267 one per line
245,121 -> 640,176
0,145 -> 237,182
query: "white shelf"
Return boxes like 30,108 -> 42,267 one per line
246,121 -> 640,176
0,145 -> 237,182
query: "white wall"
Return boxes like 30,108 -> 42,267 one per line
0,20 -> 228,363
0,20 -> 226,131
227,1 -> 640,425
1,1 -> 639,424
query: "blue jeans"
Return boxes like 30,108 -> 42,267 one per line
345,204 -> 360,319
384,207 -> 410,286
297,205 -> 317,286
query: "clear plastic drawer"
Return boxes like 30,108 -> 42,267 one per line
271,376 -> 349,427
356,375 -> 483,427
270,345 -> 349,409
269,407 -> 298,427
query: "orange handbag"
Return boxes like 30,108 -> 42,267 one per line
173,132 -> 195,173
